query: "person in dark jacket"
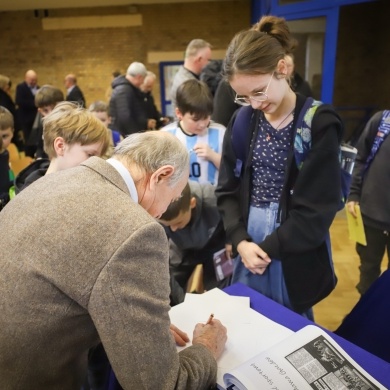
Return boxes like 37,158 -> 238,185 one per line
0,107 -> 14,210
215,16 -> 343,318
212,80 -> 240,127
198,60 -> 241,128
140,71 -> 170,129
285,53 -> 313,97
158,180 -> 231,305
15,69 -> 39,157
29,84 -> 65,159
0,74 -> 23,149
65,74 -> 86,107
109,62 -> 156,136
347,111 -> 390,295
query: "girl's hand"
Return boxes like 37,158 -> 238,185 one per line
237,240 -> 271,275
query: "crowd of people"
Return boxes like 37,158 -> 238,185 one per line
0,13 -> 388,390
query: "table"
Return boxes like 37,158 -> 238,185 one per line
108,283 -> 390,389
225,283 -> 390,388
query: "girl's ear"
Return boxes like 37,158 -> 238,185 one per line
277,58 -> 288,77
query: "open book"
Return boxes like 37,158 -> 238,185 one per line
221,324 -> 385,390
169,289 -> 385,390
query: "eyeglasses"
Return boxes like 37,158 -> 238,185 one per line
234,72 -> 274,106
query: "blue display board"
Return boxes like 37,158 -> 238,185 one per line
250,0 -> 376,104
159,61 -> 183,117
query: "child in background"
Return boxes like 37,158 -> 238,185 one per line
158,180 -> 231,305
0,106 -> 14,154
89,100 -> 123,158
161,79 -> 225,185
0,107 -> 14,210
15,101 -> 110,193
31,84 -> 65,159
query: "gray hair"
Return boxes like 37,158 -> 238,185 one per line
0,74 -> 10,90
126,62 -> 147,77
144,71 -> 156,82
185,39 -> 212,58
113,131 -> 189,187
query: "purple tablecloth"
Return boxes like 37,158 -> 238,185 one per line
225,283 -> 390,388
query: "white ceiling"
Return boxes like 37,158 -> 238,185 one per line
0,0 -> 228,12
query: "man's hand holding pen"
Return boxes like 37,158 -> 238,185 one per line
192,314 -> 227,360
170,313 -> 227,360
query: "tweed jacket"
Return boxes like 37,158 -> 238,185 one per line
0,157 -> 217,390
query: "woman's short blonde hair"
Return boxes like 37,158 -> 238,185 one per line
43,101 -> 110,159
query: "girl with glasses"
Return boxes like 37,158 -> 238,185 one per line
216,15 -> 343,319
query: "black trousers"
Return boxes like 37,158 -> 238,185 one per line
356,224 -> 390,295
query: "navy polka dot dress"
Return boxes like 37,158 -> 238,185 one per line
251,115 -> 294,206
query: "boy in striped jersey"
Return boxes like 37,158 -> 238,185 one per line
161,79 -> 226,185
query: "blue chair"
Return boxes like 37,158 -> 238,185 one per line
334,269 -> 390,363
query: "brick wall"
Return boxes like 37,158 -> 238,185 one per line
1,0 -> 388,113
0,1 -> 251,110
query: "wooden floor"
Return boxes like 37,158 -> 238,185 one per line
313,210 -> 388,331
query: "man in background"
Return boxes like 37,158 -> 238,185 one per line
347,110 -> 390,295
110,62 -> 157,136
65,73 -> 86,107
15,69 -> 39,157
170,39 -> 212,111
140,71 -> 170,129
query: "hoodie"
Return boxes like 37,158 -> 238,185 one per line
15,158 -> 50,194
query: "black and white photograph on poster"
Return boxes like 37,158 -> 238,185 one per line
285,336 -> 380,390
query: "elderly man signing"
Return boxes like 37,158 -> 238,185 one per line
0,131 -> 227,390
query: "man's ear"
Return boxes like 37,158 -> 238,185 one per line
190,196 -> 197,210
150,165 -> 175,188
53,137 -> 66,156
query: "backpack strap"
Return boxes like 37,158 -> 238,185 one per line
365,110 -> 390,170
294,97 -> 323,169
232,98 -> 322,177
231,106 -> 255,177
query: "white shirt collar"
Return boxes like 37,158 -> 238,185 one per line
106,158 -> 138,202
67,85 -> 75,94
